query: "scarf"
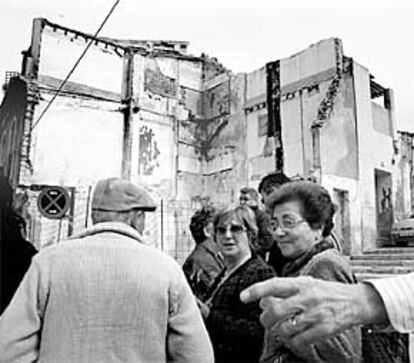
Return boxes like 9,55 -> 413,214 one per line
281,239 -> 334,277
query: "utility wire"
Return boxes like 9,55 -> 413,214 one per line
31,0 -> 121,131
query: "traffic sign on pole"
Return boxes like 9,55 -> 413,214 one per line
37,186 -> 70,219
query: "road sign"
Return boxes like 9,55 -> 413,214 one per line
37,186 -> 70,219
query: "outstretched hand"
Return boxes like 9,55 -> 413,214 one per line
240,276 -> 386,346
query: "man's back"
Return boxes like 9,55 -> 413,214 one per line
0,222 -> 213,363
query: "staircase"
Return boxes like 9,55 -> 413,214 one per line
350,248 -> 414,281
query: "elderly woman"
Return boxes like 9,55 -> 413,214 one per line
201,205 -> 276,363
261,181 -> 361,363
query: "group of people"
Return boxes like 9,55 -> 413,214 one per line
182,173 -> 360,362
0,172 -> 413,362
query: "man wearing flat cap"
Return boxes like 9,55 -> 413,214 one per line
0,178 -> 214,363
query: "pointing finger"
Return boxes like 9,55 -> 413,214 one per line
240,277 -> 305,303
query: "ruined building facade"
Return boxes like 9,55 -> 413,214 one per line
0,18 -> 403,261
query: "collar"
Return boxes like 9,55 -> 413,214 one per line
200,239 -> 220,253
282,239 -> 334,277
69,222 -> 145,244
225,254 -> 252,277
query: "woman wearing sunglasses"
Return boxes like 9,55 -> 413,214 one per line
261,181 -> 361,363
200,205 -> 276,363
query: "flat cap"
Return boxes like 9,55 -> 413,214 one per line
92,178 -> 156,212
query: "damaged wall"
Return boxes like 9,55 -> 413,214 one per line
352,61 -> 396,250
394,132 -> 413,221
29,96 -> 124,186
0,78 -> 27,185
37,21 -> 124,95
245,66 -> 275,185
1,17 -> 405,258
203,72 -> 247,205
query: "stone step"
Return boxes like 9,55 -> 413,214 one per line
360,248 -> 414,255
352,266 -> 414,275
351,254 -> 414,261
351,260 -> 414,267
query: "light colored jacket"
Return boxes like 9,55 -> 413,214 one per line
367,272 -> 414,332
0,222 -> 214,363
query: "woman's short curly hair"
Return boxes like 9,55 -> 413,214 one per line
213,205 -> 258,242
189,205 -> 217,244
266,181 -> 336,237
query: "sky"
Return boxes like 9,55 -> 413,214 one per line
1,0 -> 413,131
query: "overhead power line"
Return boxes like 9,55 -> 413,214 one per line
31,0 -> 121,131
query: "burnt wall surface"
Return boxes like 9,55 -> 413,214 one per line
0,78 -> 27,185
203,73 -> 247,205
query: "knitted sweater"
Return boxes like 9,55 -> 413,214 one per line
0,222 -> 214,363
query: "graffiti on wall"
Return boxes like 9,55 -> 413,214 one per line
375,170 -> 393,242
380,187 -> 392,213
139,125 -> 161,175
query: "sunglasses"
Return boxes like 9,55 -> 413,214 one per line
216,224 -> 246,235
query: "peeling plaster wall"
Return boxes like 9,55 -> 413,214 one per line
320,74 -> 358,179
130,53 -> 206,260
132,54 -> 204,200
394,133 -> 413,221
204,73 -> 247,205
280,38 -> 339,178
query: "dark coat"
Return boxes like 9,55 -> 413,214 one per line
0,177 -> 38,314
261,242 -> 362,363
205,257 -> 276,363
182,239 -> 224,301
1,236 -> 37,314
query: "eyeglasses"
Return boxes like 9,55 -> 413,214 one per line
216,225 -> 246,235
269,216 -> 306,232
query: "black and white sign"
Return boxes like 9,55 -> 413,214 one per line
37,186 -> 70,219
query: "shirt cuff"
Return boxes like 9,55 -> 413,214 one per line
365,273 -> 414,333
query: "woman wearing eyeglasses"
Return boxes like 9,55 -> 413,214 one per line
200,205 -> 276,363
261,181 -> 361,363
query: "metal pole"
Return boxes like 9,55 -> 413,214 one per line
85,185 -> 92,228
121,50 -> 134,180
57,219 -> 62,243
160,199 -> 164,251
67,187 -> 75,237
